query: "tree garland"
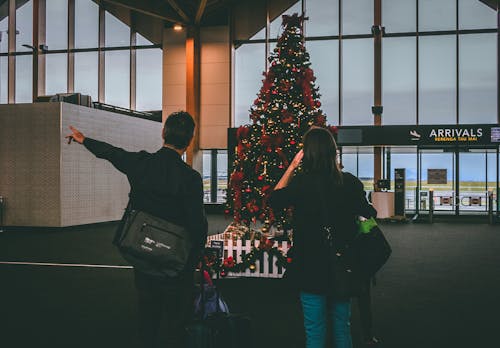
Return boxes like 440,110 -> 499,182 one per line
203,236 -> 291,277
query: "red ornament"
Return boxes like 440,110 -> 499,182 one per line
315,100 -> 321,107
287,257 -> 293,263
224,209 -> 230,215
290,140 -> 296,145
258,175 -> 264,181
245,188 -> 252,193
223,256 -> 236,269
278,164 -> 284,169
220,270 -> 227,277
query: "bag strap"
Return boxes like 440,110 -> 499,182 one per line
318,183 -> 334,248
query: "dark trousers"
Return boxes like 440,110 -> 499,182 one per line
134,270 -> 194,348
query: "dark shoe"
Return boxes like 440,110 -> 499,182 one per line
364,336 -> 380,346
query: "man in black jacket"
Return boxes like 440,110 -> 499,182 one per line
66,111 -> 208,348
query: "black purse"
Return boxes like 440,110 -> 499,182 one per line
114,201 -> 192,277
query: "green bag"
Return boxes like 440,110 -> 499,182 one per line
357,217 -> 378,234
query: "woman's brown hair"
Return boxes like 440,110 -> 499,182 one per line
302,127 -> 342,184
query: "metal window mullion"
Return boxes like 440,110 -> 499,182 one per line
130,27 -> 136,111
34,0 -> 46,100
8,0 -> 15,103
98,5 -> 104,103
338,0 -> 342,125
265,0 -> 269,71
211,149 -> 218,203
416,0 -> 419,125
67,0 -> 74,93
456,0 -> 459,125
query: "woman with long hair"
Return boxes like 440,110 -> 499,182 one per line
269,127 -> 376,348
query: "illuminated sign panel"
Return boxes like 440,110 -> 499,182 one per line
336,124 -> 500,146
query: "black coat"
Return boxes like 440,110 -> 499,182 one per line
268,171 -> 376,294
83,138 -> 208,277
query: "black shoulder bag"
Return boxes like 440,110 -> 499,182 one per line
320,189 -> 364,299
114,199 -> 192,277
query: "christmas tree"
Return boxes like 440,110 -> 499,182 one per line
226,13 -> 336,234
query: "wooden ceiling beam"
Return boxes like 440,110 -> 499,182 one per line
165,0 -> 191,23
195,0 -> 208,24
100,0 -> 183,23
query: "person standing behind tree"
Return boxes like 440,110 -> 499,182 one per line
268,127 -> 376,348
65,111 -> 208,348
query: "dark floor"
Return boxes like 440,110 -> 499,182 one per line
0,216 -> 499,348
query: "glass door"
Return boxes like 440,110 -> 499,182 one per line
419,149 -> 455,214
458,150 -> 488,214
417,147 -> 499,216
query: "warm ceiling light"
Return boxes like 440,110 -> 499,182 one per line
173,24 -> 183,31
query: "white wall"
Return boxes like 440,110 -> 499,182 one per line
0,102 -> 161,227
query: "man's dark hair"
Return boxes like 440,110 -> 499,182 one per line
162,111 -> 195,149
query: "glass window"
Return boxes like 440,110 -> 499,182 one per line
486,151 -> 497,200
75,0 -> 99,49
419,0 -> 456,31
305,0 -> 339,37
105,50 -> 130,108
306,39 -> 339,125
459,34 -> 496,124
45,53 -> 67,95
234,43 -> 265,126
0,11 -> 7,53
270,1 -> 302,40
383,37 -> 417,125
15,55 -> 32,103
75,52 -> 98,101
459,0 -> 497,30
342,38 -> 373,126
217,150 -> 228,203
419,35 -> 456,125
203,151 -> 211,203
0,56 -> 7,103
136,48 -> 162,111
16,0 -> 33,52
358,150 -> 375,192
340,147 -> 358,175
342,0 -> 373,35
105,12 -> 130,47
383,0 -> 416,33
136,33 -> 153,46
46,0 -> 68,50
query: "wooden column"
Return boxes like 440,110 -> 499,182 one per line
185,26 -> 201,169
373,0 -> 383,191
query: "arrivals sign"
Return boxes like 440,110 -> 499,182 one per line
337,124 -> 500,146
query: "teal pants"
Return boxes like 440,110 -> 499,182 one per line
300,292 -> 352,348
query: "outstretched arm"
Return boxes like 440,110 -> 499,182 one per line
65,125 -> 142,176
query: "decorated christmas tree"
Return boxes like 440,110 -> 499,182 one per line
225,13 -> 336,235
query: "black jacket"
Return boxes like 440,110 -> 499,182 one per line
83,138 -> 208,277
268,171 -> 376,294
